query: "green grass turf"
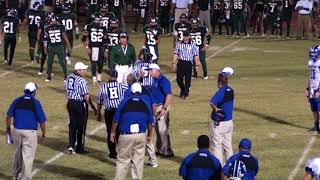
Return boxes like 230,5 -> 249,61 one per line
0,32 -> 319,179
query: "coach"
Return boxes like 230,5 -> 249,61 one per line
6,82 -> 46,180
97,69 -> 128,159
147,63 -> 174,158
112,83 -> 154,180
65,62 -> 97,154
295,0 -> 313,40
179,135 -> 222,180
209,73 -> 234,164
172,30 -> 200,99
109,32 -> 136,84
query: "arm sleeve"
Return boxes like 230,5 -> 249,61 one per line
193,44 -> 199,57
79,79 -> 89,96
97,86 -> 104,105
6,99 -> 17,117
174,42 -> 180,54
211,91 -> 223,106
213,158 -> 222,180
109,47 -> 116,69
131,45 -> 136,65
179,156 -> 190,178
161,79 -> 172,95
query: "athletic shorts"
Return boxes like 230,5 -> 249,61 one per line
310,98 -> 320,112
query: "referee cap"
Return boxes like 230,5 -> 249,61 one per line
183,30 -> 190,36
239,138 -> 252,149
146,63 -> 160,71
24,82 -> 38,94
131,83 -> 142,93
74,62 -> 88,70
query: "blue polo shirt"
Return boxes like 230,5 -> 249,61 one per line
113,93 -> 154,133
124,86 -> 154,106
179,149 -> 222,180
210,85 -> 234,121
223,150 -> 259,180
151,74 -> 172,104
7,94 -> 46,130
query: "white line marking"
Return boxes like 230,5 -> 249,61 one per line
264,50 -> 292,53
31,124 -> 105,177
181,130 -> 190,135
240,77 -> 249,80
208,38 -> 245,59
288,136 -> 316,180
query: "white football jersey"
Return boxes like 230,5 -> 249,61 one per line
306,158 -> 320,180
308,60 -> 320,97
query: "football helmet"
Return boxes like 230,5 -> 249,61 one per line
191,18 -> 200,29
179,13 -> 188,23
7,9 -> 18,18
310,44 -> 320,61
149,17 -> 158,28
110,18 -> 119,29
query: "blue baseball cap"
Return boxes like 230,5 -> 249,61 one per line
239,138 -> 252,149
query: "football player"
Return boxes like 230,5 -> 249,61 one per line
156,0 -> 171,34
85,0 -> 103,24
24,1 -> 45,63
223,0 -> 232,35
190,18 -> 211,79
82,14 -> 107,84
302,158 -> 320,180
173,13 -> 191,48
280,0 -> 293,38
37,12 -> 53,75
263,0 -> 282,37
44,15 -> 71,82
107,0 -> 124,28
133,0 -> 149,32
55,0 -> 76,15
107,18 -> 122,68
133,48 -> 154,87
211,0 -> 222,35
251,0 -> 265,35
99,4 -> 115,31
143,17 -> 164,64
231,0 -> 248,36
57,5 -> 79,65
0,9 -> 20,65
307,45 -> 320,133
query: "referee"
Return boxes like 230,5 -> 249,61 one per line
172,30 -> 200,99
97,69 -> 128,159
65,62 -> 97,154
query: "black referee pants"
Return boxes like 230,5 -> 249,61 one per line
104,108 -> 119,158
67,100 -> 88,152
176,60 -> 192,97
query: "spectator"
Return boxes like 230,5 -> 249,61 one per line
6,82 -> 47,180
171,0 -> 193,28
222,138 -> 259,180
112,83 -> 154,180
196,0 -> 211,33
209,73 -> 234,164
295,0 -> 313,40
156,0 -> 171,34
179,135 -> 222,180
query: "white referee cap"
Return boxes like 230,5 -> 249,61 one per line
24,82 -> 38,93
74,62 -> 88,70
131,83 -> 142,93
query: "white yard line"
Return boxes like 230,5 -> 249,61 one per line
30,38 -> 244,178
288,136 -> 316,180
31,124 -> 105,178
0,44 -> 83,78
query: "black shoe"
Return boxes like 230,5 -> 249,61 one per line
155,152 -> 163,156
109,154 -> 117,159
162,154 -> 174,158
76,149 -> 89,154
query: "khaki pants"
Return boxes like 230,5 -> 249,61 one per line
296,14 -> 310,39
174,8 -> 189,32
155,105 -> 174,155
199,10 -> 211,33
145,131 -> 158,166
115,133 -> 146,180
209,121 -> 233,165
12,129 -> 38,180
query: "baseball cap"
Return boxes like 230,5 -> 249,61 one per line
120,32 -> 128,38
239,138 -> 252,149
24,82 -> 38,93
109,69 -> 118,78
146,63 -> 160,71
74,62 -> 88,70
131,83 -> 142,93
183,30 -> 190,36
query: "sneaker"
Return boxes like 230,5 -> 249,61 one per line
68,147 -> 76,154
3,60 -> 8,64
45,77 -> 51,82
31,61 -> 35,64
38,72 -> 43,76
203,76 -> 208,80
146,162 -> 159,168
246,34 -> 250,37
261,34 -> 266,37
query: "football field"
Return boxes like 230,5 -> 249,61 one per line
0,33 -> 319,180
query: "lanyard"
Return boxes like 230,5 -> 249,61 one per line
121,45 -> 128,55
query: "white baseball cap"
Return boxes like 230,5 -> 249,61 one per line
221,67 -> 234,76
131,83 -> 142,93
146,63 -> 160,71
24,82 -> 38,93
74,62 -> 88,70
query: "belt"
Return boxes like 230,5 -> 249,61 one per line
116,64 -> 130,66
299,14 -> 310,15
120,132 -> 142,135
68,99 -> 84,103
178,59 -> 192,62
176,7 -> 187,9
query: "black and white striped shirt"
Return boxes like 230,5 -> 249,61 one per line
97,81 -> 128,110
174,40 -> 199,62
65,73 -> 89,101
133,61 -> 154,87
